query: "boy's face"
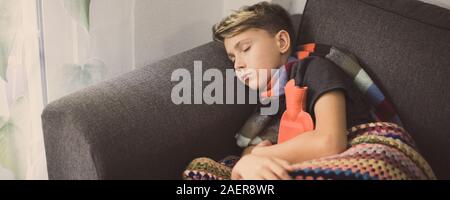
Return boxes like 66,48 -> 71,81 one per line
224,28 -> 290,91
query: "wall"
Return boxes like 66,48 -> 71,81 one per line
135,0 -> 307,68
134,0 -> 224,68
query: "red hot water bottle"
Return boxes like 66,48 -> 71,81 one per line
278,79 -> 314,144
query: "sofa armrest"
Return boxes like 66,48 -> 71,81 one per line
42,42 -> 255,179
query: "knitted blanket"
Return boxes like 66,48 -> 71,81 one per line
183,122 -> 435,180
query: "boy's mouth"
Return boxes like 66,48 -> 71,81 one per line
241,73 -> 251,81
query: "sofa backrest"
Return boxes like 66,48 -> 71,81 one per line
297,0 -> 450,179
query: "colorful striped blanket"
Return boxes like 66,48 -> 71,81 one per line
297,43 -> 403,126
183,122 -> 435,180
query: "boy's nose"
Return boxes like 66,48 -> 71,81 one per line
234,57 -> 246,69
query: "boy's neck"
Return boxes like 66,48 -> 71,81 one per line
281,51 -> 295,65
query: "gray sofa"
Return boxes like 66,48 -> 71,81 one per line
42,0 -> 450,179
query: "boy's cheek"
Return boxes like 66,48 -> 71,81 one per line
247,78 -> 261,90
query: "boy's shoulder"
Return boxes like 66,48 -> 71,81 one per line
287,55 -> 341,86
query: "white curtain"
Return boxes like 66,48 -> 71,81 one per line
0,0 -> 136,180
43,0 -> 136,102
0,0 -> 47,179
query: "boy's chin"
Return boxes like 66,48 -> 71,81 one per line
246,80 -> 268,92
247,84 -> 259,90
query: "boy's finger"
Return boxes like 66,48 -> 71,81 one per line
267,160 -> 292,180
260,168 -> 280,180
231,168 -> 241,180
273,158 -> 294,171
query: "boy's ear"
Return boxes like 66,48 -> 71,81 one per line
276,30 -> 291,54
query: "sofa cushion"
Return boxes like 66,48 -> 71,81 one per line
297,0 -> 450,179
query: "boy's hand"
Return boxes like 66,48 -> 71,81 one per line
231,154 -> 293,180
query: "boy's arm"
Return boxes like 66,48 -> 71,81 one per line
241,140 -> 273,156
251,90 -> 348,164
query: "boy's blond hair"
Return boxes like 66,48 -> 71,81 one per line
212,2 -> 294,51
